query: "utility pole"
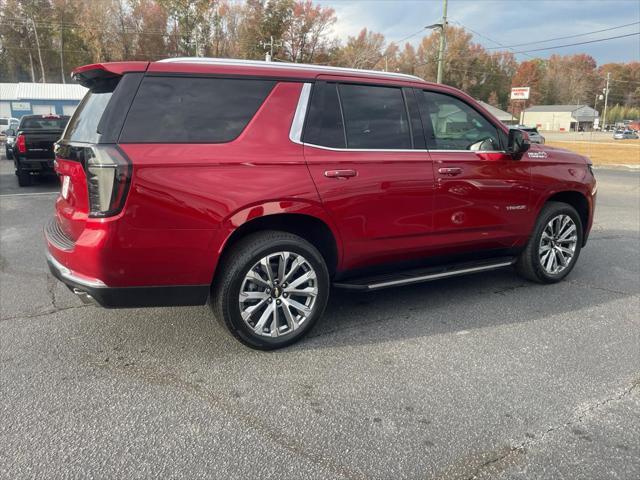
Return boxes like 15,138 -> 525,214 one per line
59,16 -> 65,83
260,36 -> 282,62
426,0 -> 448,83
29,17 -> 46,83
436,0 -> 448,84
602,72 -> 611,130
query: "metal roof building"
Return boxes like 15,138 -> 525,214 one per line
477,100 -> 517,124
0,82 -> 87,118
522,104 -> 599,131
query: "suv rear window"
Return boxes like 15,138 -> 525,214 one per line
63,89 -> 116,143
20,116 -> 69,130
120,77 -> 275,143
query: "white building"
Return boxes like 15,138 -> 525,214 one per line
0,82 -> 87,119
521,105 -> 599,132
477,100 -> 517,125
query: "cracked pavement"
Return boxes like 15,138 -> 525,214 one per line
1,156 -> 639,479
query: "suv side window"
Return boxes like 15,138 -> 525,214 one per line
339,84 -> 412,149
120,76 -> 274,143
421,91 -> 501,151
303,82 -> 346,148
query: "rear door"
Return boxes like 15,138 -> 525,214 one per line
302,79 -> 435,270
418,90 -> 531,250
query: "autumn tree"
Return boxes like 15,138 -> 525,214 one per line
336,28 -> 385,69
281,0 -> 336,63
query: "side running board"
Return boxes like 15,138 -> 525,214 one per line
333,257 -> 516,291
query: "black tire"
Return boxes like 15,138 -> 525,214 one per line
5,147 -> 12,159
211,230 -> 330,350
16,160 -> 31,187
516,201 -> 583,283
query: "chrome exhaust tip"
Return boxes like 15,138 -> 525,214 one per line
72,288 -> 96,305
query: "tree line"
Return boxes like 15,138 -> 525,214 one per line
1,0 -> 639,122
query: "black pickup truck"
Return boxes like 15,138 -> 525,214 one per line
9,114 -> 70,187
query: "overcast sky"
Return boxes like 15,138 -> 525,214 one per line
317,0 -> 640,65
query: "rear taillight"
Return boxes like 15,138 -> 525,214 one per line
17,134 -> 26,153
84,146 -> 131,218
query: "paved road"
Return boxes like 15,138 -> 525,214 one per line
1,153 -> 638,479
542,130 -> 640,144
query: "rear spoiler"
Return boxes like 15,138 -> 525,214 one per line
72,62 -> 149,90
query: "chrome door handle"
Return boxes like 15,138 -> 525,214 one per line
324,169 -> 357,179
438,167 -> 463,176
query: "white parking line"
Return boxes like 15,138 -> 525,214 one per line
0,191 -> 59,198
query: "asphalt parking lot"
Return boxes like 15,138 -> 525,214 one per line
1,153 -> 638,479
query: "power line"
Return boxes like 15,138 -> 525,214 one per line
485,21 -> 640,50
389,27 -> 427,45
511,32 -> 640,54
450,19 -> 537,60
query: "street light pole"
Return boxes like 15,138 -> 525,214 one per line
436,0 -> 448,84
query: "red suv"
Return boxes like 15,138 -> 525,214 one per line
46,58 -> 596,349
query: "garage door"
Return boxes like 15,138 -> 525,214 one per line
62,105 -> 77,116
32,104 -> 56,115
0,102 -> 11,117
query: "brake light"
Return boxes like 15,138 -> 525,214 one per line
17,134 -> 26,153
84,146 -> 131,217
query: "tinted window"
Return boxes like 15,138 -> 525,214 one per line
339,84 -> 411,149
63,90 -> 115,143
422,91 -> 501,151
303,83 -> 345,148
121,77 -> 275,143
20,116 -> 69,130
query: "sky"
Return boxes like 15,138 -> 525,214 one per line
317,0 -> 640,65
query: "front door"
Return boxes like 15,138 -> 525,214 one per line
418,90 -> 531,252
302,80 -> 435,271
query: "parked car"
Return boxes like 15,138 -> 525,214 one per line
12,114 -> 70,186
3,120 -> 19,159
46,59 -> 596,350
0,117 -> 20,144
613,130 -> 639,140
511,125 -> 545,144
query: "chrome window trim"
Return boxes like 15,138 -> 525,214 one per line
289,83 -> 312,144
302,142 -> 508,155
290,82 -> 509,155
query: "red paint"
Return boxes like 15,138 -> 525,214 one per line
47,60 -> 596,293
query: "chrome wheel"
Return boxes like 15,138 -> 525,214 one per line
238,251 -> 318,338
539,214 -> 578,275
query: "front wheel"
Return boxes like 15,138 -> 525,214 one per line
211,231 -> 330,350
516,202 -> 583,283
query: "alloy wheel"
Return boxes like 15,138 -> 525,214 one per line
238,251 -> 319,337
539,214 -> 578,275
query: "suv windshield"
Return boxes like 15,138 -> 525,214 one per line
20,116 -> 69,130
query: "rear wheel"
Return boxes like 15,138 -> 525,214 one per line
516,202 -> 583,283
16,160 -> 31,187
5,147 -> 13,159
212,231 -> 330,350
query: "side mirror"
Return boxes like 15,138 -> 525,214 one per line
5,129 -> 15,137
507,129 -> 530,160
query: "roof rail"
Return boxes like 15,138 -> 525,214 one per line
156,57 -> 425,82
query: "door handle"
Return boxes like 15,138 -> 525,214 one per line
438,167 -> 463,176
324,169 -> 357,179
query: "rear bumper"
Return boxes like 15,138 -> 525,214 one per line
46,251 -> 209,308
17,156 -> 55,172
